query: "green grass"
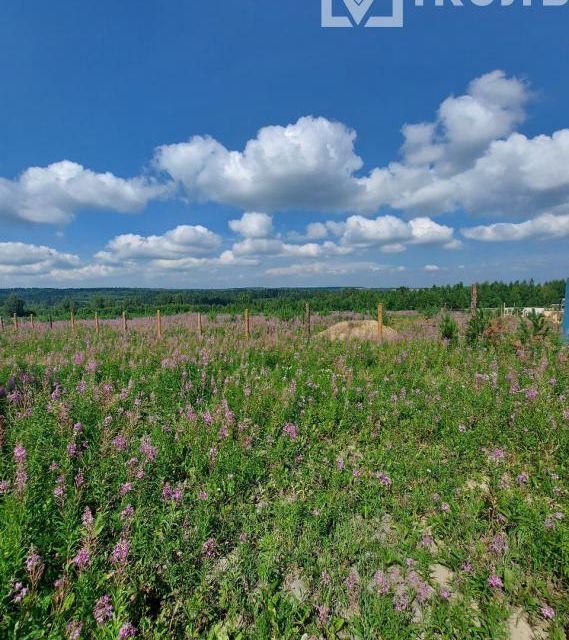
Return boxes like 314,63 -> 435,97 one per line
0,320 -> 567,638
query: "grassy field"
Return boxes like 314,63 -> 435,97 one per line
0,316 -> 567,639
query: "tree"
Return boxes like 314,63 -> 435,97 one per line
3,294 -> 27,317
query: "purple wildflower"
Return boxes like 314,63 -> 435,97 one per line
118,623 -> 137,638
93,594 -> 113,626
73,547 -> 91,570
283,423 -> 298,441
541,605 -> 555,620
140,436 -> 157,462
110,538 -> 129,567
487,574 -> 503,590
202,538 -> 217,558
66,620 -> 82,640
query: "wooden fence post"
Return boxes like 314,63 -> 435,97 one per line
197,312 -> 203,339
70,310 -> 76,332
305,303 -> 311,339
377,303 -> 384,343
0,317 -> 4,331
95,312 -> 100,334
13,314 -> 18,330
470,284 -> 478,315
156,309 -> 162,339
245,309 -> 250,338
49,314 -> 53,330
122,311 -> 128,333
30,314 -> 34,329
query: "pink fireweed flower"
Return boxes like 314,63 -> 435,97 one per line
13,443 -> 27,464
25,547 -> 43,582
118,623 -> 137,638
66,620 -> 82,640
516,471 -> 529,485
12,582 -> 29,603
202,538 -> 217,558
487,574 -> 503,590
93,594 -> 113,625
110,538 -> 129,567
53,476 -> 66,500
372,570 -> 390,595
120,505 -> 134,520
82,507 -> 94,531
461,561 -> 473,574
198,491 -> 209,501
0,480 -> 10,494
489,533 -> 509,556
111,435 -> 128,451
393,591 -> 410,612
283,423 -> 298,441
525,388 -> 538,400
140,436 -> 157,462
488,448 -> 506,462
377,473 -> 392,487
345,569 -> 360,594
336,457 -> 345,471
541,605 -> 555,620
119,482 -> 133,496
73,546 -> 91,571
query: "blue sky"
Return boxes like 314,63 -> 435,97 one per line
0,0 -> 568,288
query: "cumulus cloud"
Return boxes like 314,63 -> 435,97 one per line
0,242 -> 80,276
334,215 -> 456,252
462,212 -> 569,242
229,212 -> 273,238
0,161 -> 167,224
95,225 -> 221,263
154,116 -> 368,212
152,70 -> 566,222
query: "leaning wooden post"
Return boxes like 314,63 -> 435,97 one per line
70,310 -> 76,332
197,312 -> 203,339
244,309 -> 250,338
122,311 -> 128,333
377,303 -> 384,343
470,284 -> 478,315
13,314 -> 18,330
156,309 -> 162,339
305,303 -> 311,339
49,314 -> 53,330
95,312 -> 100,334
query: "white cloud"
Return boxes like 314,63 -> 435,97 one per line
424,264 -> 441,272
0,242 -> 80,276
96,225 -> 221,263
151,71 -> 550,221
462,212 -> 569,242
265,261 -> 388,277
0,161 -> 167,224
338,215 -> 455,250
229,212 -> 273,238
154,116 -> 369,213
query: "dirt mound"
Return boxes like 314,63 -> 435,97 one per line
317,320 -> 397,343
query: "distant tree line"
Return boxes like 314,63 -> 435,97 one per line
0,280 -> 565,322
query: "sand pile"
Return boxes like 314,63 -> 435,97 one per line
317,320 -> 397,343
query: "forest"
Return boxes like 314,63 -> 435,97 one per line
0,279 -> 565,321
